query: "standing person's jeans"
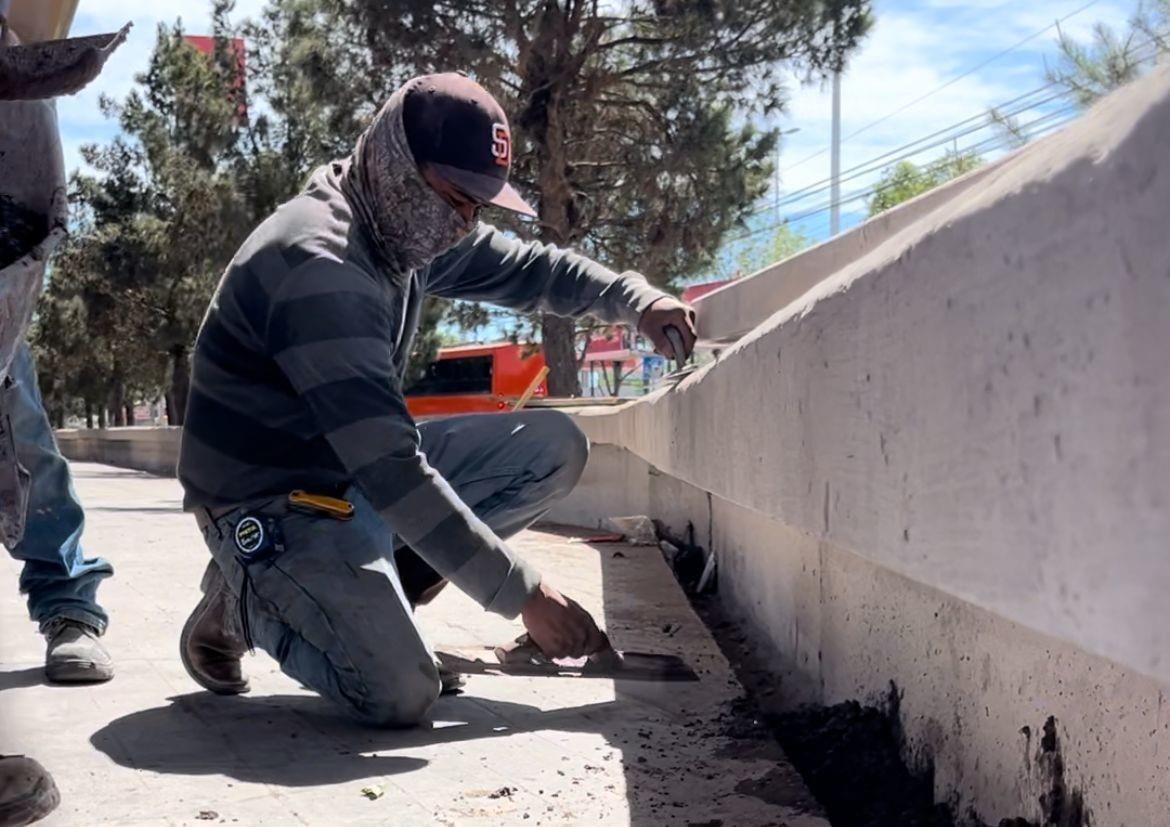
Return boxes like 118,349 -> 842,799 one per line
7,343 -> 112,633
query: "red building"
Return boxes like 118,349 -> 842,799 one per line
183,35 -> 247,121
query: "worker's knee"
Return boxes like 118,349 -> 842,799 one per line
354,659 -> 441,728
557,415 -> 590,487
528,410 -> 589,487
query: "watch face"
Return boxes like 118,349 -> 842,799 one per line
234,516 -> 266,555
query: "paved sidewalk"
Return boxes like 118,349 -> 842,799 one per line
0,463 -> 823,826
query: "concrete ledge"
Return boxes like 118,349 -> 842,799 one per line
692,156 -> 1005,345
56,427 -> 180,477
550,445 -> 1170,824
552,66 -> 1170,823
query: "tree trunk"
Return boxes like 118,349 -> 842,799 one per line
84,400 -> 93,429
610,360 -> 624,397
125,403 -> 135,426
520,5 -> 584,398
541,315 -> 580,397
111,377 -> 126,427
98,405 -> 107,429
52,408 -> 64,429
167,346 -> 190,426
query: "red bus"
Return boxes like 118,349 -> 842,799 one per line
404,342 -> 547,418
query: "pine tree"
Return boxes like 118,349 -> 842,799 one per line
332,0 -> 871,394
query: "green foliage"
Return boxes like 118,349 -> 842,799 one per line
338,0 -> 871,394
1046,0 -> 1170,107
37,0 -> 872,411
733,223 -> 808,276
867,151 -> 982,217
35,8 -> 251,425
34,0 -> 398,424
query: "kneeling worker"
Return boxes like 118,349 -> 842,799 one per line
176,73 -> 696,725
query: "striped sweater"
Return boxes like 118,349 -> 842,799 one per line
178,161 -> 665,618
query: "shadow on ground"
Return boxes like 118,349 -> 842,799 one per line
0,666 -> 46,691
90,691 -> 617,787
88,525 -> 799,823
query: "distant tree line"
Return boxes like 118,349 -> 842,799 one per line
34,0 -> 870,425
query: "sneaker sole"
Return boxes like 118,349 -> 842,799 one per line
179,586 -> 250,696
44,659 -> 113,684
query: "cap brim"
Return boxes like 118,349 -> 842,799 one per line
429,162 -> 538,218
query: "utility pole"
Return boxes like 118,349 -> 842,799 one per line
829,68 -> 842,237
774,141 -> 781,223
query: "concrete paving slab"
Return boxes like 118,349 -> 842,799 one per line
0,463 -> 823,826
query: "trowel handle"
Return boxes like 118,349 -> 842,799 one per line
664,324 -> 688,367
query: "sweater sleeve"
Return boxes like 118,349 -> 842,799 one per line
265,256 -> 540,617
423,223 -> 669,326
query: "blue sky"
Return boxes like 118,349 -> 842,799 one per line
57,0 -> 1137,259
759,0 -> 1136,244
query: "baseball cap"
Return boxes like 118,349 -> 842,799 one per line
403,73 -> 537,218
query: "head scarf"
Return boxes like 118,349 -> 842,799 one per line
341,81 -> 471,278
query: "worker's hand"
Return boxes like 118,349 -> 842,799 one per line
521,581 -> 607,659
638,296 -> 697,363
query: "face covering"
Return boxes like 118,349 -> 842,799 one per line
341,82 -> 470,278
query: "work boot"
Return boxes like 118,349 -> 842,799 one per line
0,756 -> 60,826
43,618 -> 113,684
180,561 -> 249,695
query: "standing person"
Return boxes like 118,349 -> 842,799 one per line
4,344 -> 114,684
1,2 -> 124,823
0,3 -> 114,691
177,72 -> 695,726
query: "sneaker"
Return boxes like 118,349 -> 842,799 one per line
179,561 -> 249,695
43,618 -> 113,684
0,756 -> 60,826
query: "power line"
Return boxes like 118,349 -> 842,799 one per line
753,32 -> 1168,224
780,111 -> 1078,228
759,84 -> 1075,214
775,0 -> 1104,179
725,104 -> 1085,246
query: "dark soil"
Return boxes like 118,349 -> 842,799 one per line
767,697 -> 959,827
0,195 -> 47,269
688,592 -> 1057,827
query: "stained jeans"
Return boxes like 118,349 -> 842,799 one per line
7,344 -> 112,633
197,409 -> 589,726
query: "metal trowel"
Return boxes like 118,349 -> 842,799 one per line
661,324 -> 699,383
492,632 -> 698,682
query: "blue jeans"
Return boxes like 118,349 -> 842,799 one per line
198,410 -> 588,726
7,344 -> 112,633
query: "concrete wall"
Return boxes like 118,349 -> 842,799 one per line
56,427 -> 180,477
550,65 -> 1170,824
50,67 -> 1170,824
